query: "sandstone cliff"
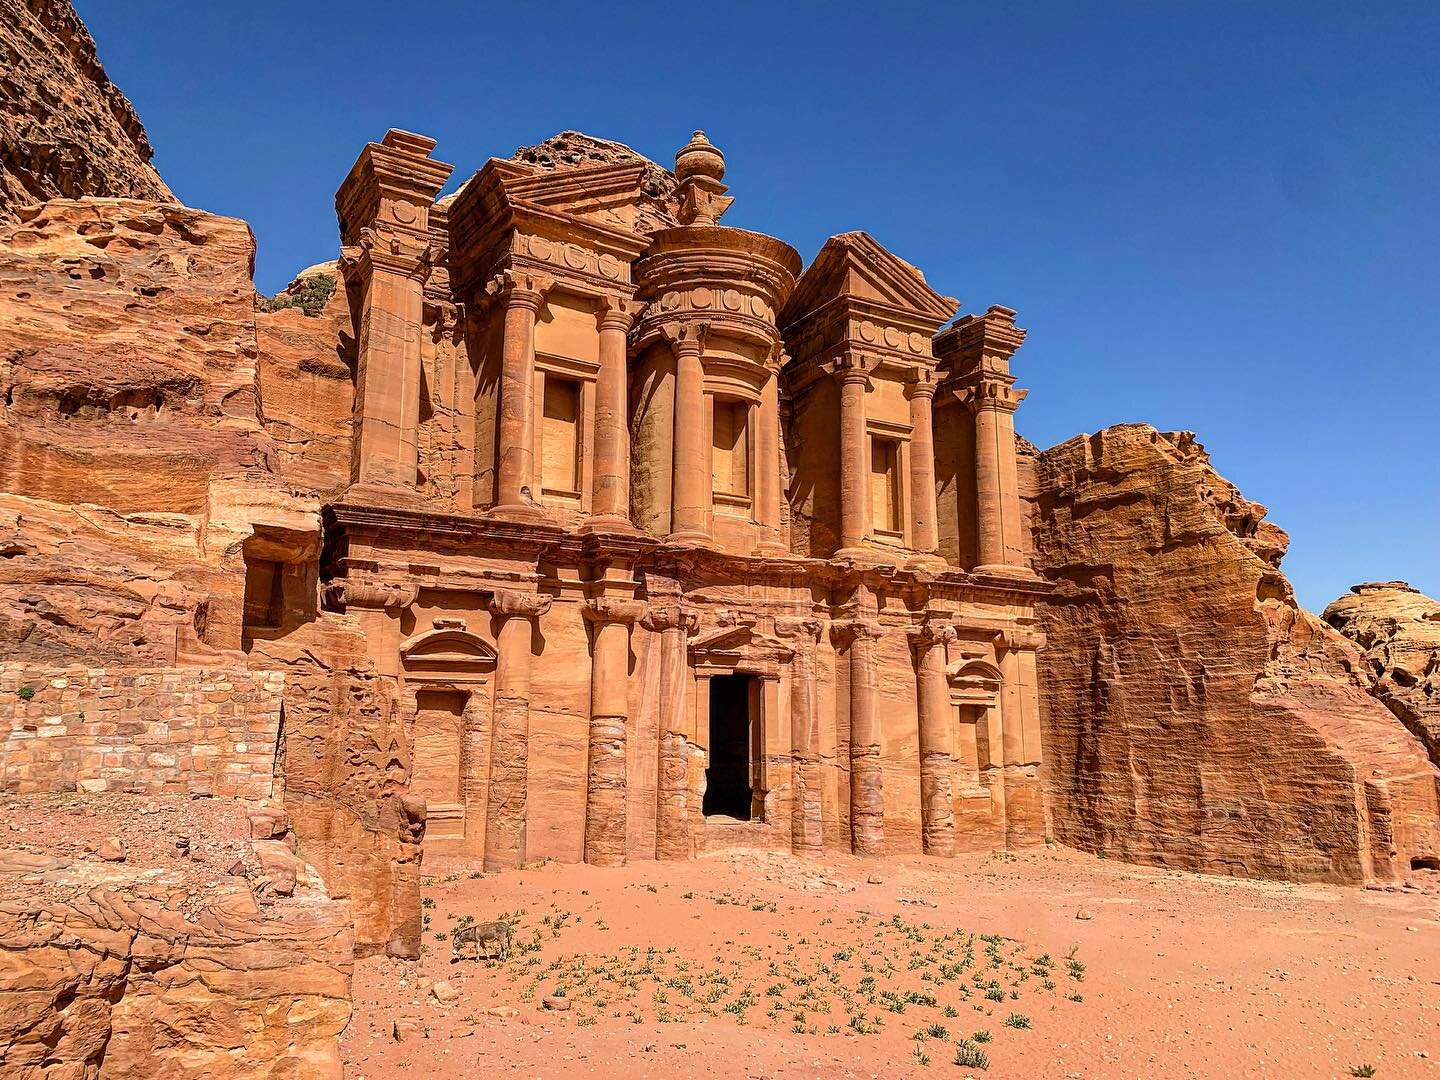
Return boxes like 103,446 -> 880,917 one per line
1026,425 -> 1440,882
1325,581 -> 1440,768
0,198 -> 416,955
0,0 -> 172,222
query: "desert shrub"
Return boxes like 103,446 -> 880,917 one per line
261,272 -> 336,316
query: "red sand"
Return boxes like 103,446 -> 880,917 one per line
342,847 -> 1439,1078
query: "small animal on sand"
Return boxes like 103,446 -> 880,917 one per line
452,920 -> 513,962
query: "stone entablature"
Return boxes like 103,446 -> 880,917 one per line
306,127 -> 1050,868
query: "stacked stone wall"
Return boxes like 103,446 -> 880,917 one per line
0,666 -> 282,799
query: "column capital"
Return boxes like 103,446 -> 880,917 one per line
596,296 -> 644,334
958,376 -> 1029,415
994,625 -> 1046,652
488,589 -> 553,621
659,320 -> 709,357
486,270 -> 554,313
583,598 -> 646,626
904,365 -> 940,400
830,618 -> 883,649
822,349 -> 879,387
323,578 -> 419,611
641,604 -> 699,635
909,618 -> 957,651
775,616 -> 823,643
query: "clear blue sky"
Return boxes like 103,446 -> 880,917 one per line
75,1 -> 1438,612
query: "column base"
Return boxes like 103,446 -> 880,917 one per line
906,551 -> 949,571
665,529 -> 712,546
754,540 -> 792,558
488,501 -> 549,523
579,514 -> 642,536
971,562 -> 1043,581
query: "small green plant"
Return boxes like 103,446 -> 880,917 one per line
16,687 -> 35,701
261,272 -> 336,316
972,1029 -> 991,1043
953,1039 -> 989,1070
1004,1012 -> 1031,1030
1349,1068 -> 1376,1079
924,1022 -> 949,1040
912,1044 -> 931,1067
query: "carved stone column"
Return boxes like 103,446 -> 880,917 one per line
335,130 -> 452,494
911,620 -> 957,857
778,617 -> 823,854
590,298 -> 642,527
755,351 -> 787,554
832,618 -> 884,855
484,589 -> 551,871
582,598 -> 644,866
644,603 -> 698,859
906,368 -> 941,558
668,325 -> 710,543
968,379 -> 1026,569
487,271 -> 552,515
828,351 -> 875,556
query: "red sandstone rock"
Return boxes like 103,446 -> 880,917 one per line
0,0 -> 172,223
1324,581 -> 1440,768
1026,425 -> 1440,882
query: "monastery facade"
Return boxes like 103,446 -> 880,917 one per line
281,128 -> 1049,870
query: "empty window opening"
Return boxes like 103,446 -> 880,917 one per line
704,674 -> 757,820
541,376 -> 581,496
870,436 -> 902,535
712,398 -> 750,502
243,557 -> 285,631
411,690 -> 468,840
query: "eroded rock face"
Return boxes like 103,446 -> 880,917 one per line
1026,425 -> 1440,882
1325,581 -> 1440,767
0,197 -> 420,955
0,0 -> 172,222
0,793 -> 351,1079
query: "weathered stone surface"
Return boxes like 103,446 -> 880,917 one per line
1026,425 -> 1440,882
0,0 -> 172,222
1325,581 -> 1440,767
0,796 -> 352,1080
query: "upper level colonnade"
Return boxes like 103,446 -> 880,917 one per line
334,128 -> 1035,576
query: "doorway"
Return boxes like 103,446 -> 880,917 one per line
704,673 -> 758,820
410,689 -> 467,839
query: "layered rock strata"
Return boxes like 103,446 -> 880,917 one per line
1026,425 -> 1440,882
1325,581 -> 1440,768
0,0 -> 172,221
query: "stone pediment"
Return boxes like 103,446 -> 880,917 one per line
781,231 -> 957,332
689,623 -> 794,663
399,628 -> 498,671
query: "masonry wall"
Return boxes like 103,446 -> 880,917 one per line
0,665 -> 282,799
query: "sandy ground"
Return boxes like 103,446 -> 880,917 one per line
342,846 -> 1440,1079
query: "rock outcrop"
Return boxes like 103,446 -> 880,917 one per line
1026,425 -> 1440,883
0,197 -> 419,955
0,795 -> 352,1079
0,0 -> 172,222
1325,581 -> 1440,768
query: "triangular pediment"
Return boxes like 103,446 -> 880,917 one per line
690,623 -> 794,660
782,231 -> 957,331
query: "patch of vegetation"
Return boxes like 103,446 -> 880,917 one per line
1349,1068 -> 1376,1079
16,687 -> 35,701
953,1039 -> 990,1069
260,272 -> 336,316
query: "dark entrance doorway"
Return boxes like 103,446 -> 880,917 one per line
704,673 -> 756,820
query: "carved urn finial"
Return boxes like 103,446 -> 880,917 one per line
674,129 -> 733,227
675,130 -> 725,183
